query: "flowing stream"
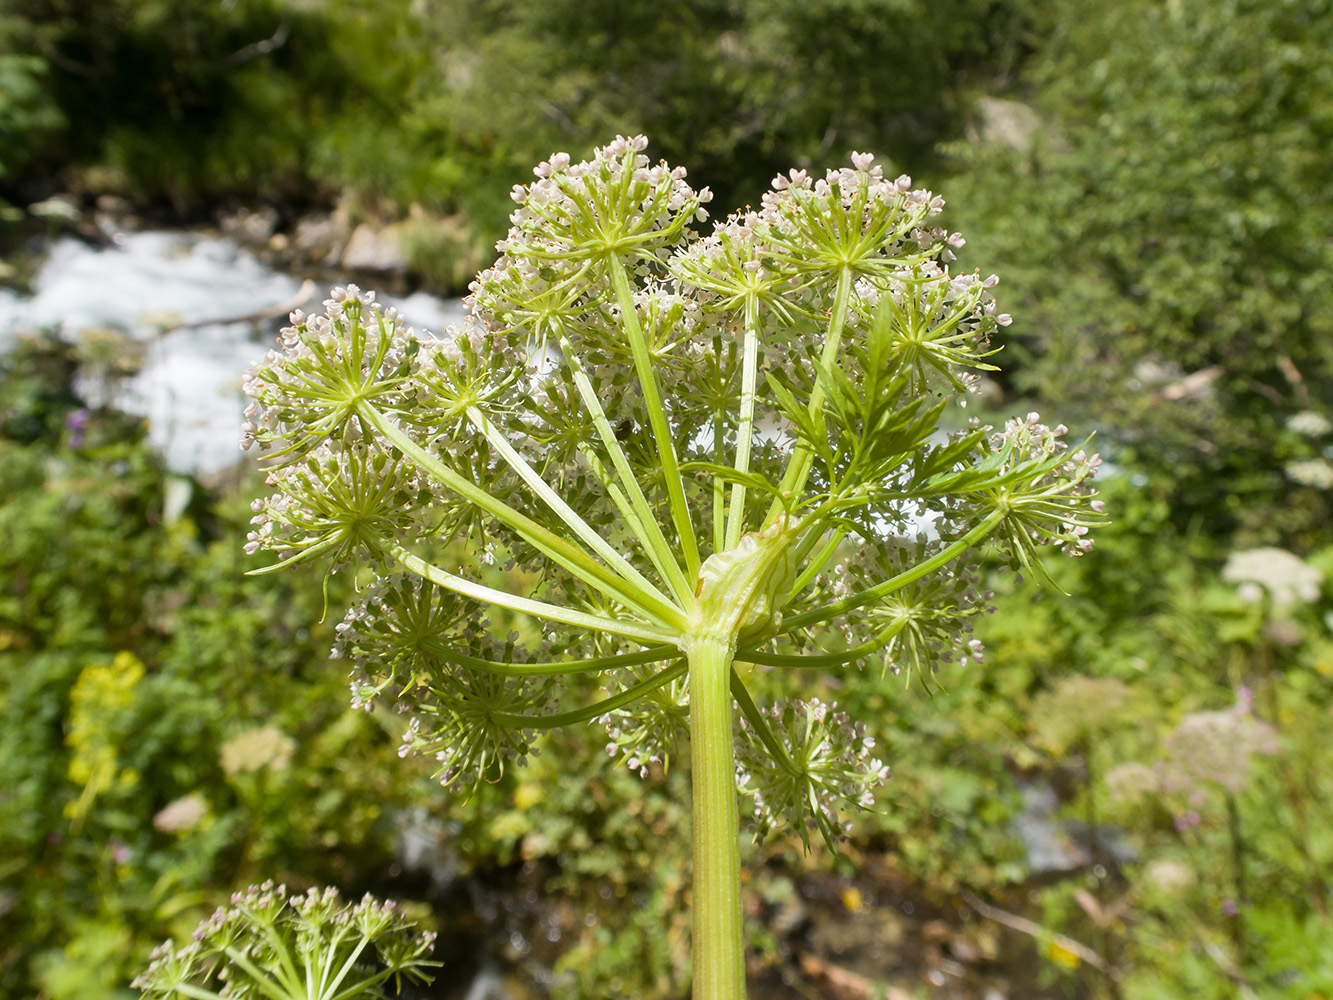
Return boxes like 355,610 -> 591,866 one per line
0,229 -> 466,473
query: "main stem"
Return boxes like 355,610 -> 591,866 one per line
686,633 -> 745,1000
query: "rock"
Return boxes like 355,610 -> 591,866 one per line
293,212 -> 347,263
806,903 -> 906,961
771,894 -> 809,940
462,966 -> 514,1000
1012,782 -> 1087,875
218,205 -> 279,244
95,195 -> 134,216
29,194 -> 82,223
396,807 -> 459,891
1013,781 -> 1139,876
341,221 -> 408,272
93,195 -> 140,237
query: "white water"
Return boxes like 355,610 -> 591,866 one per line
0,231 -> 466,473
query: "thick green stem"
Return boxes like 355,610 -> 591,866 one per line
686,633 -> 746,1000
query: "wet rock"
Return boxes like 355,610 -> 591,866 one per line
1012,782 -> 1087,875
29,194 -> 82,224
94,195 -> 141,237
292,212 -> 348,264
397,807 -> 459,892
806,902 -> 907,964
219,205 -> 279,245
920,918 -> 951,944
1013,781 -> 1138,876
1064,819 -> 1138,867
95,195 -> 134,217
467,966 -> 512,999
771,893 -> 809,939
342,221 -> 408,273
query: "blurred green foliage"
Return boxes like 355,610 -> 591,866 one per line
2,0 -> 1030,242
0,340 -> 427,996
947,0 -> 1333,541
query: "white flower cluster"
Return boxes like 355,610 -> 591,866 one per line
821,534 -> 993,683
1287,410 -> 1332,438
241,286 -> 415,458
133,881 -> 437,1000
244,440 -> 435,571
1223,547 -> 1324,605
941,413 -> 1102,577
1285,458 -> 1333,489
333,578 -> 562,796
398,634 -> 559,795
332,575 -> 468,709
599,666 -> 691,778
240,287 -> 454,573
736,698 -> 890,850
238,137 -> 1104,854
1159,698 -> 1280,801
405,315 -> 530,435
485,133 -> 709,285
758,158 -> 948,273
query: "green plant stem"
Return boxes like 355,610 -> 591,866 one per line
389,543 -> 677,645
725,294 -> 761,550
493,661 -> 688,730
321,932 -> 370,1000
168,985 -> 227,1000
607,255 -> 701,576
739,619 -> 907,668
558,329 -> 695,605
729,668 -> 797,775
423,637 -> 681,677
1258,637 -> 1329,918
779,508 -> 1004,633
686,632 -> 745,1000
765,266 -> 853,525
463,402 -> 677,611
789,527 -> 844,597
1226,792 -> 1248,963
222,946 -> 294,1000
713,366 -> 727,553
361,400 -> 688,631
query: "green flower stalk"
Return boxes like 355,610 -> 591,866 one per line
239,136 -> 1102,999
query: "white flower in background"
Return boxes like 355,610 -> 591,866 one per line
219,724 -> 296,775
1144,859 -> 1196,895
1158,696 -> 1280,801
1285,458 -> 1333,489
152,793 -> 208,832
1287,410 -> 1332,437
1223,547 -> 1324,606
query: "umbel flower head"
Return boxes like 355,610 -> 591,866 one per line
133,882 -> 437,1000
241,136 -> 1103,848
